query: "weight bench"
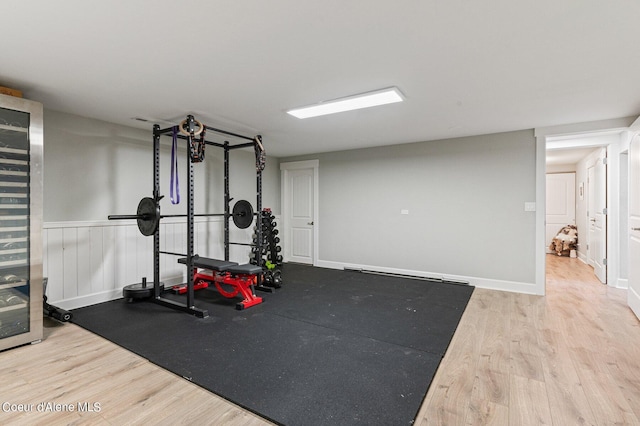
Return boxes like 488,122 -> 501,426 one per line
175,256 -> 263,310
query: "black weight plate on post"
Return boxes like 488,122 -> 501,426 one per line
123,281 -> 164,301
137,197 -> 160,236
232,199 -> 254,229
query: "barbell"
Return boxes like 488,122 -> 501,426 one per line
108,197 -> 254,236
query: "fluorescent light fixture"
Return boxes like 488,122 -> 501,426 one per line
287,87 -> 404,119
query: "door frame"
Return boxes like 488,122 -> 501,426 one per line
535,116 -> 636,295
627,131 -> 640,318
280,159 -> 319,265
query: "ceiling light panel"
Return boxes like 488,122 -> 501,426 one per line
287,87 -> 404,119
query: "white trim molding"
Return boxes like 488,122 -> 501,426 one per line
314,259 -> 540,295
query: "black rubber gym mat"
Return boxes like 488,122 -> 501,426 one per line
72,264 -> 474,426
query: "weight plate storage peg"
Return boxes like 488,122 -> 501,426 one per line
123,277 -> 164,302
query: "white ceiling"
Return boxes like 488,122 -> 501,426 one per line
546,131 -> 620,165
546,147 -> 597,166
2,1 -> 640,157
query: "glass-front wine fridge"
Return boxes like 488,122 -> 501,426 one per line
0,94 -> 43,351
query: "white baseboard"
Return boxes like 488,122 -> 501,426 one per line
50,288 -> 124,311
617,278 -> 629,289
314,259 -> 540,295
49,274 -> 185,310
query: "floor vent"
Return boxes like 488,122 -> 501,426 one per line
344,267 -> 469,285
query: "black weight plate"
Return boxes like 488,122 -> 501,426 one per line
137,197 -> 160,236
123,282 -> 164,300
232,199 -> 254,229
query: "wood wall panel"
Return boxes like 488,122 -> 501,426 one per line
42,218 -> 261,309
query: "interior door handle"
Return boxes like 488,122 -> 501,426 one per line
632,227 -> 640,231
308,221 -> 314,225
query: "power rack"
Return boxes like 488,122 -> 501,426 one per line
109,115 -> 273,317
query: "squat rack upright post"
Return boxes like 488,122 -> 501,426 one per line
224,137 -> 264,270
150,120 -> 208,317
224,141 -> 230,261
153,125 -> 161,300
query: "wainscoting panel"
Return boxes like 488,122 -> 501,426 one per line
43,217 -> 259,310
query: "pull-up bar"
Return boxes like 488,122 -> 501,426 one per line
155,122 -> 255,142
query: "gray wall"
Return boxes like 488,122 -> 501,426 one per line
43,110 -> 536,284
43,109 -> 280,222
282,129 -> 537,284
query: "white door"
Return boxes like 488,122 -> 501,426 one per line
628,132 -> 640,319
281,161 -> 318,265
587,166 -> 596,266
545,173 -> 576,251
592,148 -> 607,284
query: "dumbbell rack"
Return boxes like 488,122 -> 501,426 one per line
251,209 -> 283,288
0,94 -> 43,350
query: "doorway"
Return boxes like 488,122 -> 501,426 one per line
280,160 -> 319,265
544,131 -> 621,288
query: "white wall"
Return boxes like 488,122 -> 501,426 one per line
282,129 -> 537,292
42,218 -> 258,309
43,110 -> 280,221
42,110 -> 280,307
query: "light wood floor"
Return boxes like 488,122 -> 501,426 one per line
418,254 -> 640,425
1,255 -> 638,425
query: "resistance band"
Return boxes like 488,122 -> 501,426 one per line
170,126 -> 180,204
